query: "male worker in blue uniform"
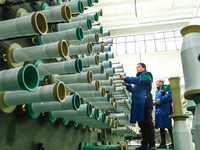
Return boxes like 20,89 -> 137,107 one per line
120,63 -> 156,150
154,79 -> 174,149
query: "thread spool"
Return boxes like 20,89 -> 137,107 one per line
0,64 -> 39,92
52,71 -> 93,84
7,40 -> 68,68
69,43 -> 93,55
85,93 -> 111,102
49,103 -> 93,123
36,58 -> 83,76
69,33 -> 99,45
104,84 -> 116,92
81,55 -> 100,65
101,61 -> 112,69
67,80 -> 100,92
77,87 -> 106,98
100,30 -> 110,37
0,11 -> 47,40
56,19 -> 92,32
83,65 -> 104,74
91,100 -> 115,110
93,44 -> 105,53
84,26 -> 103,35
112,64 -> 123,69
104,68 -> 115,75
93,72 -> 109,81
71,12 -> 98,22
99,79 -> 113,86
103,39 -> 113,45
104,45 -> 111,52
59,0 -> 84,13
0,82 -> 66,113
38,27 -> 83,45
26,94 -> 80,118
99,53 -> 109,62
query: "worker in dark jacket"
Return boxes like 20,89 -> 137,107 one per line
154,79 -> 174,149
120,63 -> 156,150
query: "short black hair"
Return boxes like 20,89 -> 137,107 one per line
137,63 -> 146,71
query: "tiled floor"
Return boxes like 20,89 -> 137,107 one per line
128,145 -> 173,150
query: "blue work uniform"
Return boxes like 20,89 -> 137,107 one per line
124,71 -> 153,122
155,85 -> 173,129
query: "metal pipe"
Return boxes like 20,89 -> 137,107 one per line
80,55 -> 100,65
93,44 -> 104,53
67,80 -> 100,91
52,71 -> 93,84
77,87 -> 106,98
38,27 -> 83,45
0,11 -> 47,40
36,58 -> 83,76
0,82 -> 66,113
83,65 -> 104,74
0,64 -> 39,92
93,72 -> 109,81
56,19 -> 92,31
7,40 -> 68,68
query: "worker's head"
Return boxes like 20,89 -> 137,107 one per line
136,63 -> 146,73
156,79 -> 164,88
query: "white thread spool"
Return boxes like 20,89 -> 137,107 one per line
67,80 -> 100,91
0,12 -> 47,40
99,53 -> 109,61
71,12 -> 98,22
83,26 -> 103,35
53,71 -> 93,84
77,87 -> 106,98
93,44 -> 105,53
104,85 -> 116,92
93,72 -> 109,81
69,33 -> 99,45
76,108 -> 99,124
104,45 -> 111,52
56,19 -> 92,31
59,0 -> 84,13
104,68 -> 115,75
0,64 -> 39,92
85,93 -> 111,102
101,61 -> 112,69
83,65 -> 104,74
37,58 -> 83,76
84,9 -> 103,17
103,39 -> 113,45
38,27 -> 83,45
69,43 -> 93,55
80,55 -> 100,65
100,30 -> 110,37
99,79 -> 113,86
112,64 -> 123,69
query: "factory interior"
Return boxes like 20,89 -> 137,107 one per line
0,0 -> 199,149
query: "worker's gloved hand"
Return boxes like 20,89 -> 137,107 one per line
154,99 -> 161,105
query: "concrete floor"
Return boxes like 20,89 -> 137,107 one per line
128,145 -> 174,150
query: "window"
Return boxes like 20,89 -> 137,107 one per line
155,39 -> 166,51
116,43 -> 126,55
117,37 -> 125,43
111,43 -> 117,55
136,41 -> 145,53
145,40 -> 156,52
165,38 -> 176,51
126,36 -> 135,42
127,42 -> 136,54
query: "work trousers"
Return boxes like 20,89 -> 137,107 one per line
138,107 -> 155,147
160,119 -> 173,145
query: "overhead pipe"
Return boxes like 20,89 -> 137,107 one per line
168,77 -> 193,150
99,79 -> 113,87
104,68 -> 115,75
38,27 -> 83,45
93,44 -> 104,53
180,25 -> 200,150
0,64 -> 39,92
58,0 -> 84,13
101,61 -> 112,69
85,93 -> 111,102
99,53 -> 109,61
77,87 -> 106,98
52,71 -> 93,84
36,58 -> 83,76
0,11 -> 47,40
26,94 -> 81,118
104,45 -> 111,52
71,12 -> 99,22
69,33 -> 99,45
80,55 -> 100,65
49,103 -> 93,123
56,19 -> 92,31
7,40 -> 68,68
83,65 -> 104,74
0,82 -> 66,113
69,43 -> 93,55
67,80 -> 100,92
83,26 -> 103,35
93,72 -> 109,81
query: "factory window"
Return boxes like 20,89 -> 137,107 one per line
111,30 -> 182,55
